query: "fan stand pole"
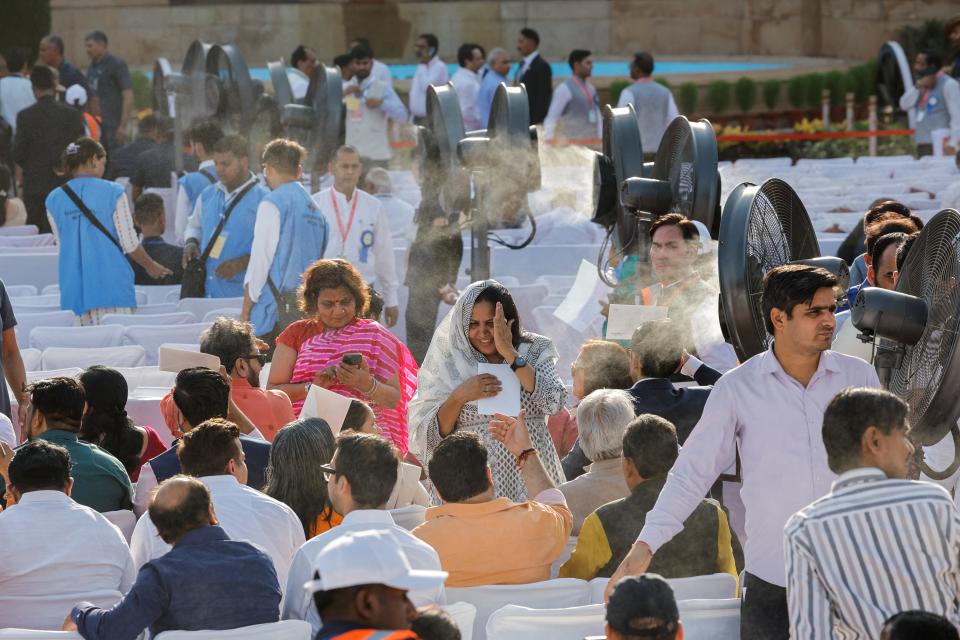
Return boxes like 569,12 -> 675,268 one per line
170,91 -> 184,175
470,173 -> 491,281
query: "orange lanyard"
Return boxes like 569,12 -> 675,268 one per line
571,77 -> 596,105
331,189 -> 359,246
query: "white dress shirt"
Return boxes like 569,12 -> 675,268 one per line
899,76 -> 960,149
372,59 -> 393,87
281,509 -> 445,634
543,81 -> 603,141
638,348 -> 881,587
451,67 -> 482,131
516,51 -> 541,83
786,468 -> 960,639
0,75 -> 36,134
175,159 -> 215,245
0,490 -> 135,630
374,193 -> 416,247
409,56 -> 449,119
129,474 -> 305,590
311,186 -> 399,307
286,67 -> 310,101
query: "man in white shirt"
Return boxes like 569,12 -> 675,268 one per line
0,47 -> 36,134
287,45 -> 318,102
786,387 -> 960,640
365,167 -> 415,247
544,49 -> 602,142
0,440 -> 135,630
617,52 -> 680,156
174,120 -> 222,244
343,43 -> 408,170
130,419 -> 304,589
451,43 -> 485,131
899,49 -> 960,156
606,264 -> 882,640
282,433 -> 444,634
312,145 -> 400,326
409,33 -> 449,124
348,37 -> 393,87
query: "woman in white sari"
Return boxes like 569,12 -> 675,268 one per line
409,280 -> 567,502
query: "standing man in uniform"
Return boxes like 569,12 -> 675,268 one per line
543,49 -> 601,143
343,44 -> 407,174
899,50 -> 960,157
451,43 -> 485,131
515,28 -> 552,126
409,34 -> 448,126
312,145 -> 399,327
84,31 -> 133,153
183,135 -> 267,299
606,264 -> 882,640
242,139 -> 329,344
175,120 -> 223,244
617,52 -> 680,158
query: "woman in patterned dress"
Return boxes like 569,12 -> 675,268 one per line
409,279 -> 567,502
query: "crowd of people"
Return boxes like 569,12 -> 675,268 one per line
1,20 -> 960,640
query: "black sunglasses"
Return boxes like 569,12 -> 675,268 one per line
320,463 -> 338,481
240,353 -> 268,366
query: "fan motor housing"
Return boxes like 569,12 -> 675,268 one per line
851,287 -> 928,345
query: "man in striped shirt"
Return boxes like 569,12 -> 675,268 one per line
785,387 -> 960,639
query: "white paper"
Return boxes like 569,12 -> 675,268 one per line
299,384 -> 353,434
554,259 -> 611,333
476,363 -> 522,417
158,347 -> 221,373
606,304 -> 669,340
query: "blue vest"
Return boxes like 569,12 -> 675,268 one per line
46,177 -> 137,315
250,181 -> 329,335
197,179 -> 267,298
178,166 -> 218,209
150,436 -> 271,490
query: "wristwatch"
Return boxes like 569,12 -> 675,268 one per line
510,355 -> 526,371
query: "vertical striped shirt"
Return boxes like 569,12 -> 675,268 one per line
784,468 -> 960,639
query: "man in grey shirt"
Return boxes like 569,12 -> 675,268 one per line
616,52 -> 679,157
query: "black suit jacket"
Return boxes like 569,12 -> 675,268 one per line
13,95 -> 85,196
149,435 -> 271,491
518,54 -> 552,125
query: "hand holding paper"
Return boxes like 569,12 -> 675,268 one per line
476,363 -> 522,416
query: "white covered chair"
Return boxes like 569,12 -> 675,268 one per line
11,293 -> 61,308
0,252 -> 59,290
102,312 -> 197,326
42,346 -> 147,370
388,504 -> 426,530
446,578 -> 591,640
114,366 -> 177,391
0,631 -> 82,639
0,233 -> 55,247
137,284 -> 182,305
202,308 -> 242,322
123,323 -> 211,366
102,509 -> 137,543
20,348 -> 42,372
40,284 -> 59,296
442,601 -> 477,640
14,310 -> 77,348
0,224 -> 39,236
26,368 -> 83,383
485,603 -> 605,640
177,297 -> 244,319
5,284 -> 38,297
154,620 -> 312,639
136,303 -> 181,315
588,572 -> 737,605
678,598 -> 740,640
30,325 -> 125,351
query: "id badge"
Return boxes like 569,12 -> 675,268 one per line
209,232 -> 228,260
345,96 -> 362,121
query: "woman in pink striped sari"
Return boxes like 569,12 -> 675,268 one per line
267,259 -> 417,453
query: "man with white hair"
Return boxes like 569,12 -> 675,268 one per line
558,389 -> 632,535
478,48 -> 511,128
365,167 -> 415,246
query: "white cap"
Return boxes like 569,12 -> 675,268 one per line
305,529 -> 448,594
65,84 -> 88,107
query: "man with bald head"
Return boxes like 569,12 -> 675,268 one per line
67,475 -> 281,639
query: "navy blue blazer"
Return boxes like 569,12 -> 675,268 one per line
149,435 -> 271,490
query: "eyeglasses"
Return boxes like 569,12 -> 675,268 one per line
240,353 -> 268,366
320,463 -> 338,482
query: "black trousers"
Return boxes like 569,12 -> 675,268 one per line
741,572 -> 789,640
24,192 -> 52,233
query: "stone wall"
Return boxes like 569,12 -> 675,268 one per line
49,0 -> 953,68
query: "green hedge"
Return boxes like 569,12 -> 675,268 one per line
805,73 -> 825,109
131,70 -> 152,111
678,82 -> 698,116
787,75 -> 809,110
609,79 -> 630,106
762,79 -> 781,110
734,77 -> 757,113
707,80 -> 732,114
824,70 -> 848,106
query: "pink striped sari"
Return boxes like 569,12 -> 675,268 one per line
290,318 -> 418,454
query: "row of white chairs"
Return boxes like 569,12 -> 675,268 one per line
25,324 -> 211,366
0,620 -> 313,639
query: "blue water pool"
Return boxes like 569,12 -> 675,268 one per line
246,60 -> 789,83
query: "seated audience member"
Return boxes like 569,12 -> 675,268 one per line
844,200 -> 915,284
69,475 -> 281,639
130,115 -> 197,199
78,365 -> 166,482
561,414 -> 736,581
342,399 -> 430,509
785,388 -> 960,638
414,413 -> 572,587
129,193 -> 183,285
560,339 -> 633,479
283,433 -> 444,634
264,417 -> 342,538
136,367 -> 270,515
411,609 -> 461,640
130,419 -> 303,586
605,574 -> 683,640
308,530 -> 447,640
0,165 -> 27,226
366,167 -> 416,246
105,114 -> 159,180
881,611 -> 960,640
0,441 -> 134,630
558,389 -> 632,534
846,208 -> 922,306
0,377 -> 132,512
199,318 -> 295,441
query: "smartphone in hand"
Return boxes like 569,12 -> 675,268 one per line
342,353 -> 363,367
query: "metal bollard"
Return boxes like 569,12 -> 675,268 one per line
845,92 -> 854,132
821,89 -> 830,127
868,96 -> 878,156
